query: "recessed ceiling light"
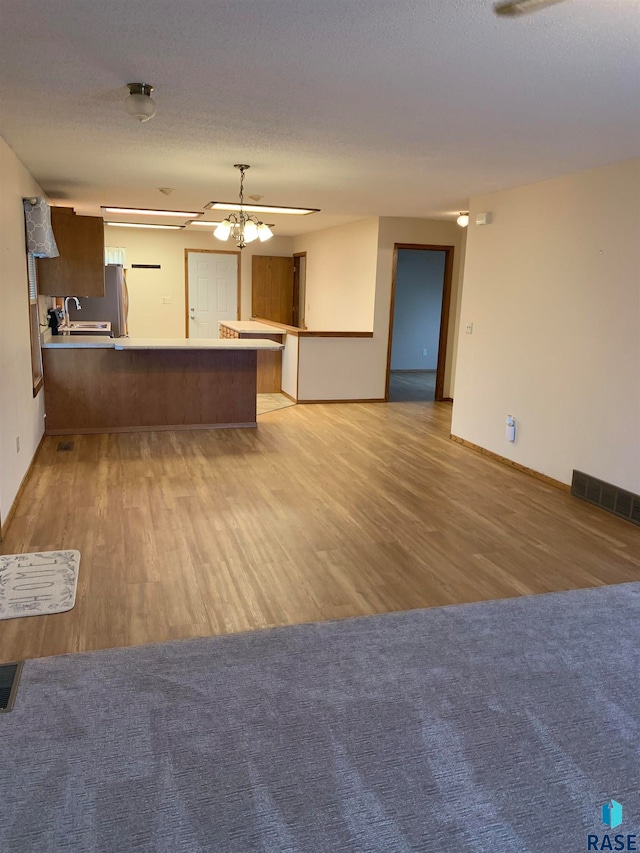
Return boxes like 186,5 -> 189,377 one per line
205,201 -> 319,216
105,222 -> 184,230
101,207 -> 201,217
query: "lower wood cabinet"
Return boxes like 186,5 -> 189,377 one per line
218,324 -> 283,393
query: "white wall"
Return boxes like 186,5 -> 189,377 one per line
0,137 -> 47,524
391,249 -> 446,370
293,218 -> 379,331
104,225 -> 294,338
451,158 -> 640,491
281,334 -> 299,400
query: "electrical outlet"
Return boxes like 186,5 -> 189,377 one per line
422,348 -> 428,357
162,297 -> 172,304
16,436 -> 20,453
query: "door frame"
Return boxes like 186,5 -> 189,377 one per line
292,251 -> 307,329
184,248 -> 241,338
385,243 -> 455,403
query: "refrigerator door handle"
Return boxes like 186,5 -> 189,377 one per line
123,271 -> 129,336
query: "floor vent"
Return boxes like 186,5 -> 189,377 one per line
572,471 -> 640,526
0,662 -> 24,713
57,441 -> 75,451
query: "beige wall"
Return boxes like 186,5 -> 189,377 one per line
451,158 -> 640,491
293,216 -> 464,401
293,218 -> 379,331
104,225 -> 294,338
0,137 -> 47,523
297,336 -> 383,401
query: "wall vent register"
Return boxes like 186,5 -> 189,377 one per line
571,470 -> 640,527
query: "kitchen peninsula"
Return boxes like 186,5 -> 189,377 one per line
42,336 -> 284,434
218,320 -> 285,393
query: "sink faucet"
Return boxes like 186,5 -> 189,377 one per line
64,296 -> 81,326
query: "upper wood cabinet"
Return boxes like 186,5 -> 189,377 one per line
37,207 -> 105,297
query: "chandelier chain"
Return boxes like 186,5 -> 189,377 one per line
213,164 -> 273,249
238,167 -> 245,214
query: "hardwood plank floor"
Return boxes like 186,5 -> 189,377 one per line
1,400 -> 638,662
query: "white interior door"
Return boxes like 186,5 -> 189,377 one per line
187,251 -> 238,338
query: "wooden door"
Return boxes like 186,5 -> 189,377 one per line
187,251 -> 239,338
252,256 -> 294,325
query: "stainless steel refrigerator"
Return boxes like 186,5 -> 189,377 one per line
67,264 -> 128,337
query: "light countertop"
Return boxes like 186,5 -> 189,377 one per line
43,335 -> 114,348
43,336 -> 284,351
219,320 -> 286,335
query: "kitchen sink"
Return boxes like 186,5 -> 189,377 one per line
59,321 -> 112,332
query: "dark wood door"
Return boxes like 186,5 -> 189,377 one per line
251,256 -> 294,325
37,208 -> 105,297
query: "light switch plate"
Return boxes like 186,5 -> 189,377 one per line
162,297 -> 172,304
466,322 -> 473,334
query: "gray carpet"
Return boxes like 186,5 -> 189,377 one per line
1,584 -> 639,852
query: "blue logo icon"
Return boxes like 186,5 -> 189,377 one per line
602,800 -> 623,830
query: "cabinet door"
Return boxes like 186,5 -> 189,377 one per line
37,209 -> 105,297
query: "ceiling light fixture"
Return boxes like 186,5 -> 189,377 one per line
210,165 -> 276,248
494,0 -> 566,15
456,212 -> 470,228
125,83 -> 157,123
206,173 -> 320,218
105,222 -> 184,230
207,201 -> 319,216
187,219 -> 275,228
102,207 -> 200,217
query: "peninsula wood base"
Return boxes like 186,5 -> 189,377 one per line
43,348 -> 257,434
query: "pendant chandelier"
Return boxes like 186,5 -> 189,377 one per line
213,165 -> 274,248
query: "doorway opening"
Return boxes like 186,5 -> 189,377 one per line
185,249 -> 240,338
385,243 -> 455,403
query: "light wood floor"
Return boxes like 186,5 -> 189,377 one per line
257,393 -> 296,416
1,400 -> 638,662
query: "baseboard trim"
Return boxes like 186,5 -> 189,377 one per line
442,397 -> 453,403
280,390 -> 298,404
0,433 -> 46,541
45,423 -> 258,436
449,434 -> 570,491
296,398 -> 387,405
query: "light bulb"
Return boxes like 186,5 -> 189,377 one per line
214,219 -> 232,240
257,223 -> 273,242
456,213 -> 469,228
243,221 -> 258,243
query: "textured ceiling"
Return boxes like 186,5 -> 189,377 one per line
1,0 -> 639,235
